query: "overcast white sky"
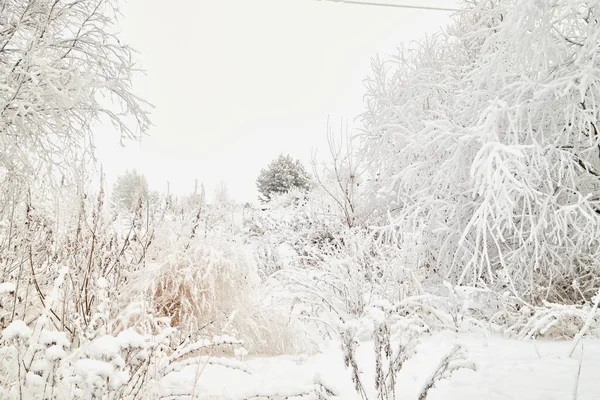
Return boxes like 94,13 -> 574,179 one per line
95,0 -> 457,203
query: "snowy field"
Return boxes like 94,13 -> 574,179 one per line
4,1 -> 600,399
161,333 -> 600,400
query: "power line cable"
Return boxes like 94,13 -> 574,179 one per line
317,0 -> 459,12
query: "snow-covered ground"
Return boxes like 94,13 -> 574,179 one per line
161,332 -> 600,399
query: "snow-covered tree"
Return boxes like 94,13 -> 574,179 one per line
360,0 -> 600,304
256,154 -> 311,202
213,180 -> 231,205
312,120 -> 384,228
111,169 -> 149,211
0,0 -> 150,186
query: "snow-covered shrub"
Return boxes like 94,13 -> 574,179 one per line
131,200 -> 309,356
0,313 -> 247,399
0,173 -> 311,394
0,224 -> 256,400
244,192 -> 311,277
319,301 -> 476,400
147,241 -> 257,335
